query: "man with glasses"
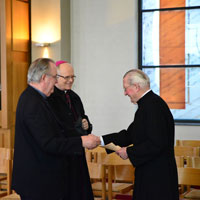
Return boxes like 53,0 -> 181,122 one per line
101,69 -> 179,200
48,60 -> 94,200
12,58 -> 100,200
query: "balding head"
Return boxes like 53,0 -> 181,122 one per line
123,69 -> 150,90
55,62 -> 76,91
123,69 -> 150,104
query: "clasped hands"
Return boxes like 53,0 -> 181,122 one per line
81,134 -> 101,149
81,125 -> 128,159
81,134 -> 128,160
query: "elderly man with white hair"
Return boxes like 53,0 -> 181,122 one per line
101,69 -> 179,200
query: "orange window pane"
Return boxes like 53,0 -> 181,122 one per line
159,0 -> 185,109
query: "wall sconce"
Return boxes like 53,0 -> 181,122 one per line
35,42 -> 51,47
34,42 -> 51,58
31,0 -> 61,60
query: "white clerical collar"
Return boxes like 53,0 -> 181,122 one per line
140,89 -> 151,99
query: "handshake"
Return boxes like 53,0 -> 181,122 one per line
81,134 -> 101,149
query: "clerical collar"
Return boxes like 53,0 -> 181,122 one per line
140,89 -> 151,99
54,86 -> 69,94
64,90 -> 71,94
137,89 -> 152,105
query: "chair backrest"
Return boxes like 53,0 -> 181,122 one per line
176,140 -> 200,147
86,147 -> 107,163
87,161 -> 107,200
178,167 -> 200,186
87,146 -> 106,153
87,162 -> 104,180
102,153 -> 134,183
0,148 -> 12,160
85,150 -> 92,162
174,146 -> 200,158
0,161 -> 12,196
175,156 -> 184,167
102,153 -> 132,166
94,152 -> 107,163
114,165 -> 135,183
0,148 -> 12,196
186,156 -> 200,168
88,152 -> 134,200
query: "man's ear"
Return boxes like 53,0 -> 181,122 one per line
135,83 -> 140,91
41,74 -> 46,81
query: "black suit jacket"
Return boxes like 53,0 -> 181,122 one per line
48,87 -> 92,137
103,91 -> 179,200
47,87 -> 94,200
12,85 -> 83,200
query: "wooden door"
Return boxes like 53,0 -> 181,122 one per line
0,0 -> 31,147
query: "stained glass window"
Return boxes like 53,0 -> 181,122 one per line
139,0 -> 200,123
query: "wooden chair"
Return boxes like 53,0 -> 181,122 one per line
185,156 -> 200,193
86,146 -> 106,154
178,167 -> 200,199
102,153 -> 134,200
87,151 -> 134,200
174,146 -> 200,159
175,147 -> 200,194
0,148 -> 12,198
175,156 -> 184,167
176,140 -> 200,147
93,151 -> 107,163
88,161 -> 134,200
1,193 -> 20,200
0,148 -> 12,181
86,146 -> 107,163
175,146 -> 199,193
86,147 -> 108,199
175,156 -> 185,193
85,150 -> 92,162
186,156 -> 200,168
87,162 -> 106,199
0,159 -> 12,197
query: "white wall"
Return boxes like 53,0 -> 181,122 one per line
31,0 -> 200,139
175,126 -> 200,140
70,0 -> 200,139
71,0 -> 138,135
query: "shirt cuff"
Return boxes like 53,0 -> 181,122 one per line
100,136 -> 105,146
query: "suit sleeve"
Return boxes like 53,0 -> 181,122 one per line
103,129 -> 133,148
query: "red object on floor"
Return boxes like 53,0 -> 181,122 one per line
115,194 -> 132,200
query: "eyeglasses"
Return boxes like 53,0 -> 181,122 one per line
45,73 -> 58,80
56,74 -> 76,81
124,84 -> 134,93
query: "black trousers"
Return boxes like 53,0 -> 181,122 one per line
20,197 -> 32,200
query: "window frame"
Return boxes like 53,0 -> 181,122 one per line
138,0 -> 200,125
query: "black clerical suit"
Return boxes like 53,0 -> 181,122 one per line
47,86 -> 93,200
103,91 -> 179,200
12,85 -> 84,200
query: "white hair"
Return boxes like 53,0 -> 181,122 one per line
124,69 -> 150,89
27,58 -> 55,83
